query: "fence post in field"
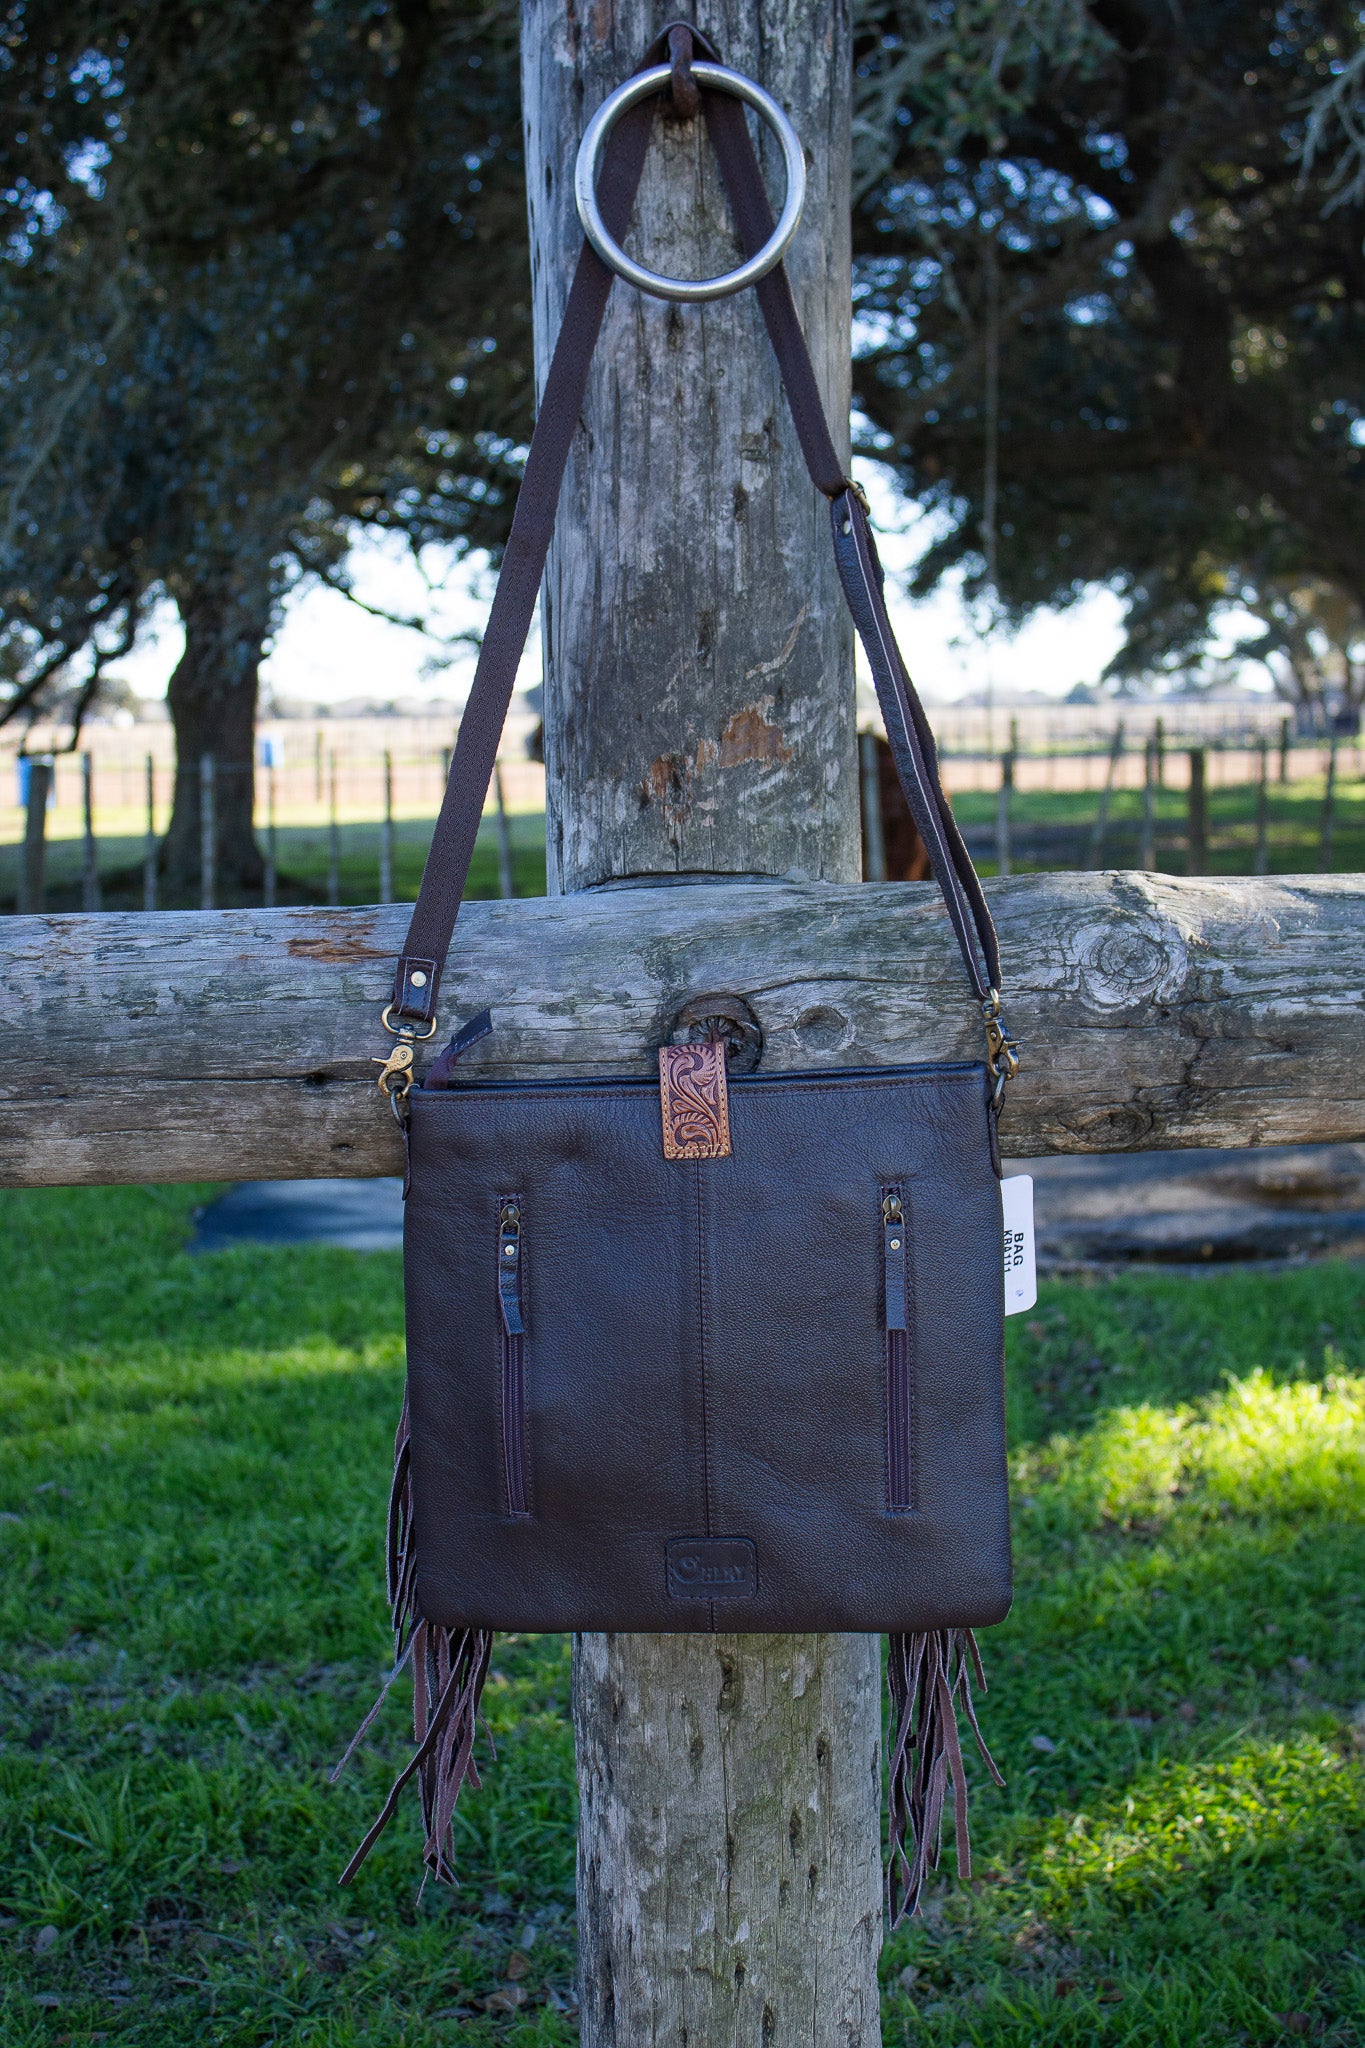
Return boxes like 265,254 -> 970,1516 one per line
1279,714 -> 1291,785
1320,738 -> 1339,873
1187,747 -> 1208,876
492,761 -> 515,900
379,750 -> 394,906
18,757 -> 51,914
143,755 -> 158,912
327,753 -> 341,907
996,746 -> 1014,876
859,730 -> 887,881
522,3 -> 882,2039
199,756 -> 216,911
1139,735 -> 1157,871
1086,721 -> 1124,869
1254,737 -> 1270,877
80,751 -> 101,912
1154,714 -> 1165,787
264,762 -> 278,910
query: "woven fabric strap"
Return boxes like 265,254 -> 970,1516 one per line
388,37 -> 1002,1027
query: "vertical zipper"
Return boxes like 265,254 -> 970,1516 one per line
882,1186 -> 913,1511
497,1197 -> 529,1518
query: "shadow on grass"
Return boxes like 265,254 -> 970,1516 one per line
1,1185 -> 1363,2043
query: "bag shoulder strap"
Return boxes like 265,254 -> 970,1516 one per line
386,47 -> 1009,1078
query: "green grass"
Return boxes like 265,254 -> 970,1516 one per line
7,765 -> 1365,911
0,1187 -> 1362,2043
0,812 -> 548,913
954,771 -> 1365,877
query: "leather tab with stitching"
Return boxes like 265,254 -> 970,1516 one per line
659,1042 -> 732,1160
391,956 -> 439,1023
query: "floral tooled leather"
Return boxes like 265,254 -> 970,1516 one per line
658,1042 -> 732,1160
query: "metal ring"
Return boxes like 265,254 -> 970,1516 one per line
574,62 -> 806,303
380,1004 -> 439,1040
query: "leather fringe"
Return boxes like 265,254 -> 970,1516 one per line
332,1392 -> 494,1887
886,1628 -> 1005,1925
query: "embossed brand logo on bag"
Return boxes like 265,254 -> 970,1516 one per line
659,1041 -> 732,1160
665,1536 -> 757,1598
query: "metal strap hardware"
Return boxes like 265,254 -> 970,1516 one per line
981,991 -> 1021,1108
382,35 -> 1011,1106
574,62 -> 806,303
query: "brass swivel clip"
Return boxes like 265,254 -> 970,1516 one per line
981,988 -> 1021,1109
372,1040 -> 415,1103
373,994 -> 438,1120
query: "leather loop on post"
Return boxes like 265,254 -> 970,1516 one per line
389,36 -> 1002,1025
666,24 -> 702,118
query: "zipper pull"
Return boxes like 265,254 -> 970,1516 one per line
882,1191 -> 907,1332
498,1200 -> 524,1336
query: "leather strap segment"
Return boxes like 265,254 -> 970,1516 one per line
387,101 -> 656,1024
830,491 -> 1000,1000
698,88 -> 999,999
389,41 -> 1002,1025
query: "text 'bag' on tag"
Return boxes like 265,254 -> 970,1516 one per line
1001,1174 -> 1037,1316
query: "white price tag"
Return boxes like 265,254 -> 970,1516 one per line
1001,1174 -> 1037,1316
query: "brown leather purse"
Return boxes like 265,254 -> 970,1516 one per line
336,33 -> 1017,1923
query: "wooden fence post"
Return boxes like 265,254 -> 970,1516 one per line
996,747 -> 1014,876
18,757 -> 51,915
1253,737 -> 1270,877
80,751 -> 101,912
1086,721 -> 1124,869
1187,747 -> 1207,876
143,755 -> 158,912
492,762 -> 515,900
521,5 -> 883,2041
327,752 -> 341,907
264,761 -> 279,910
859,731 -> 887,882
199,755 -> 216,910
379,750 -> 394,906
1320,738 -> 1339,872
1139,735 -> 1157,872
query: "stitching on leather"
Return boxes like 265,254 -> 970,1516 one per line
692,1161 -> 717,1632
905,1184 -> 919,1515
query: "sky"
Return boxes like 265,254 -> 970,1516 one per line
106,461 -> 1261,712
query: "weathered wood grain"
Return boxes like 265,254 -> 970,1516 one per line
523,0 -> 859,895
575,1630 -> 883,2047
2,872 -> 1362,1186
524,7 -> 880,2038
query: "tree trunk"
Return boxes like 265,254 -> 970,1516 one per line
526,0 -> 859,895
520,6 -> 882,2042
162,574 -> 271,898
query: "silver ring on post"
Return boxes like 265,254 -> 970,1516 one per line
573,62 -> 806,304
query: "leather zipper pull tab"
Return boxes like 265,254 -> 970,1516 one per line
498,1200 -> 524,1336
883,1191 -> 907,1332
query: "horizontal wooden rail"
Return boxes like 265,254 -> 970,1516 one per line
2,872 -> 1362,1187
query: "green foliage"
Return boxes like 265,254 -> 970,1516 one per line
0,1184 -> 1362,2040
851,1 -> 1365,705
0,0 -> 529,712
0,0 -> 530,892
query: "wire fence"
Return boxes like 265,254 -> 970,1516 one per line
1,706 -> 1360,912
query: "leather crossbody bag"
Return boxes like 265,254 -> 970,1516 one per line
337,31 -> 1019,1923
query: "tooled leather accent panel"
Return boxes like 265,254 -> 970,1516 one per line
659,1043 -> 732,1160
